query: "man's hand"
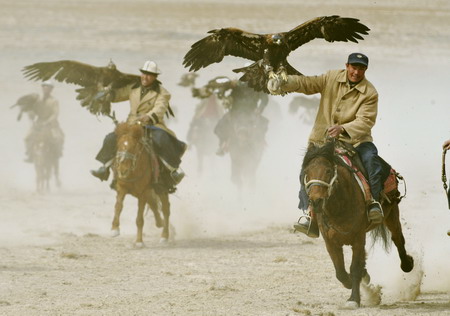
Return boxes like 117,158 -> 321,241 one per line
137,114 -> 151,125
327,125 -> 345,138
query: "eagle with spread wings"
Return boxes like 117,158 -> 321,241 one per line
183,15 -> 370,93
22,60 -> 141,117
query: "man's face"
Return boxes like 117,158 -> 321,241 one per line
141,72 -> 157,87
346,63 -> 367,83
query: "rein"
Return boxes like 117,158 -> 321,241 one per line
443,148 -> 449,208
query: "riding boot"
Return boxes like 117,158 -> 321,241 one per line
293,208 -> 320,238
160,159 -> 185,185
90,166 -> 110,181
216,140 -> 228,156
90,159 -> 113,182
368,200 -> 384,224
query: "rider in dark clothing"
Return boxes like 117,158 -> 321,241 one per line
214,79 -> 269,156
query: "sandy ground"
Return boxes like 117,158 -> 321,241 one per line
1,0 -> 450,315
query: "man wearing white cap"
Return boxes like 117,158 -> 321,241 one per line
91,60 -> 186,192
268,53 -> 387,238
24,81 -> 64,162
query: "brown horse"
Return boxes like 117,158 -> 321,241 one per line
111,122 -> 170,247
302,141 -> 414,308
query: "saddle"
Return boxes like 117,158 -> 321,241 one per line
334,141 -> 402,204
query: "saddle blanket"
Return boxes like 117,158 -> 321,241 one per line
338,154 -> 398,202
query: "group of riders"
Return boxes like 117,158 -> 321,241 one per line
18,52 -> 449,236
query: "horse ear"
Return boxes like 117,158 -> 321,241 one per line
115,122 -> 130,137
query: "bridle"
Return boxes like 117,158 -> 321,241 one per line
304,164 -> 338,198
115,139 -> 144,180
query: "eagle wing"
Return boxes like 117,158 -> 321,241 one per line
285,16 -> 370,52
183,28 -> 266,72
22,60 -> 140,116
22,60 -> 139,88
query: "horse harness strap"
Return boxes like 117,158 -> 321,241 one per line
304,164 -> 338,197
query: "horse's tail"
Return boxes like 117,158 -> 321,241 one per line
368,223 -> 392,252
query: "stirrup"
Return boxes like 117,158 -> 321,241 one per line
368,201 -> 384,224
293,214 -> 319,238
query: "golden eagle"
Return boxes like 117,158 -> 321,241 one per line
183,15 -> 370,93
22,60 -> 141,116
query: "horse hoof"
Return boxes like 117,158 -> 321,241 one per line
111,229 -> 120,237
135,242 -> 144,248
401,255 -> 414,273
343,301 -> 359,309
159,237 -> 168,244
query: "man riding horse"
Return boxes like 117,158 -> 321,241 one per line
214,77 -> 269,156
91,61 -> 186,192
268,52 -> 387,238
21,81 -> 64,163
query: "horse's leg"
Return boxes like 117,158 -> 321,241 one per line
54,158 -> 61,188
384,202 -> 414,272
135,196 -> 146,247
111,189 -> 126,237
147,191 -> 163,228
159,193 -> 171,242
347,239 -> 366,308
324,240 -> 352,289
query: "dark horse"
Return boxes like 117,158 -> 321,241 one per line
111,123 -> 170,247
32,124 -> 61,193
302,141 -> 414,308
228,112 -> 267,191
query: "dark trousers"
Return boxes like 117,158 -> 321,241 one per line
298,141 -> 389,210
95,127 -> 186,169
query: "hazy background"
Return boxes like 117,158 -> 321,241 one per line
1,0 -> 449,306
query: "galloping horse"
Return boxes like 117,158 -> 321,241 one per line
187,95 -> 223,174
111,122 -> 170,246
302,141 -> 414,308
32,124 -> 61,193
228,112 -> 267,191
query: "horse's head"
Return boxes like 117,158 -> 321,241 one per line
114,123 -> 145,179
302,142 -> 338,210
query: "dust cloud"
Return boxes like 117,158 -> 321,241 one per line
0,0 -> 449,315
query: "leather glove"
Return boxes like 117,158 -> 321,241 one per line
267,77 -> 283,95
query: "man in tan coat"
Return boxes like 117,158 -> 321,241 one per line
268,53 -> 385,238
91,61 -> 186,191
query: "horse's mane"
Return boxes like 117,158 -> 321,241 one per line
302,141 -> 336,169
115,122 -> 144,140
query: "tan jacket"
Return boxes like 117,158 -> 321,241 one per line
113,83 -> 175,136
281,69 -> 378,146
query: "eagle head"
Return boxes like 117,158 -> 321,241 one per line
270,34 -> 283,45
107,59 -> 116,70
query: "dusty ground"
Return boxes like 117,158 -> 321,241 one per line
1,0 -> 450,315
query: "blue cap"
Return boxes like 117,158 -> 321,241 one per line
347,53 -> 369,67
